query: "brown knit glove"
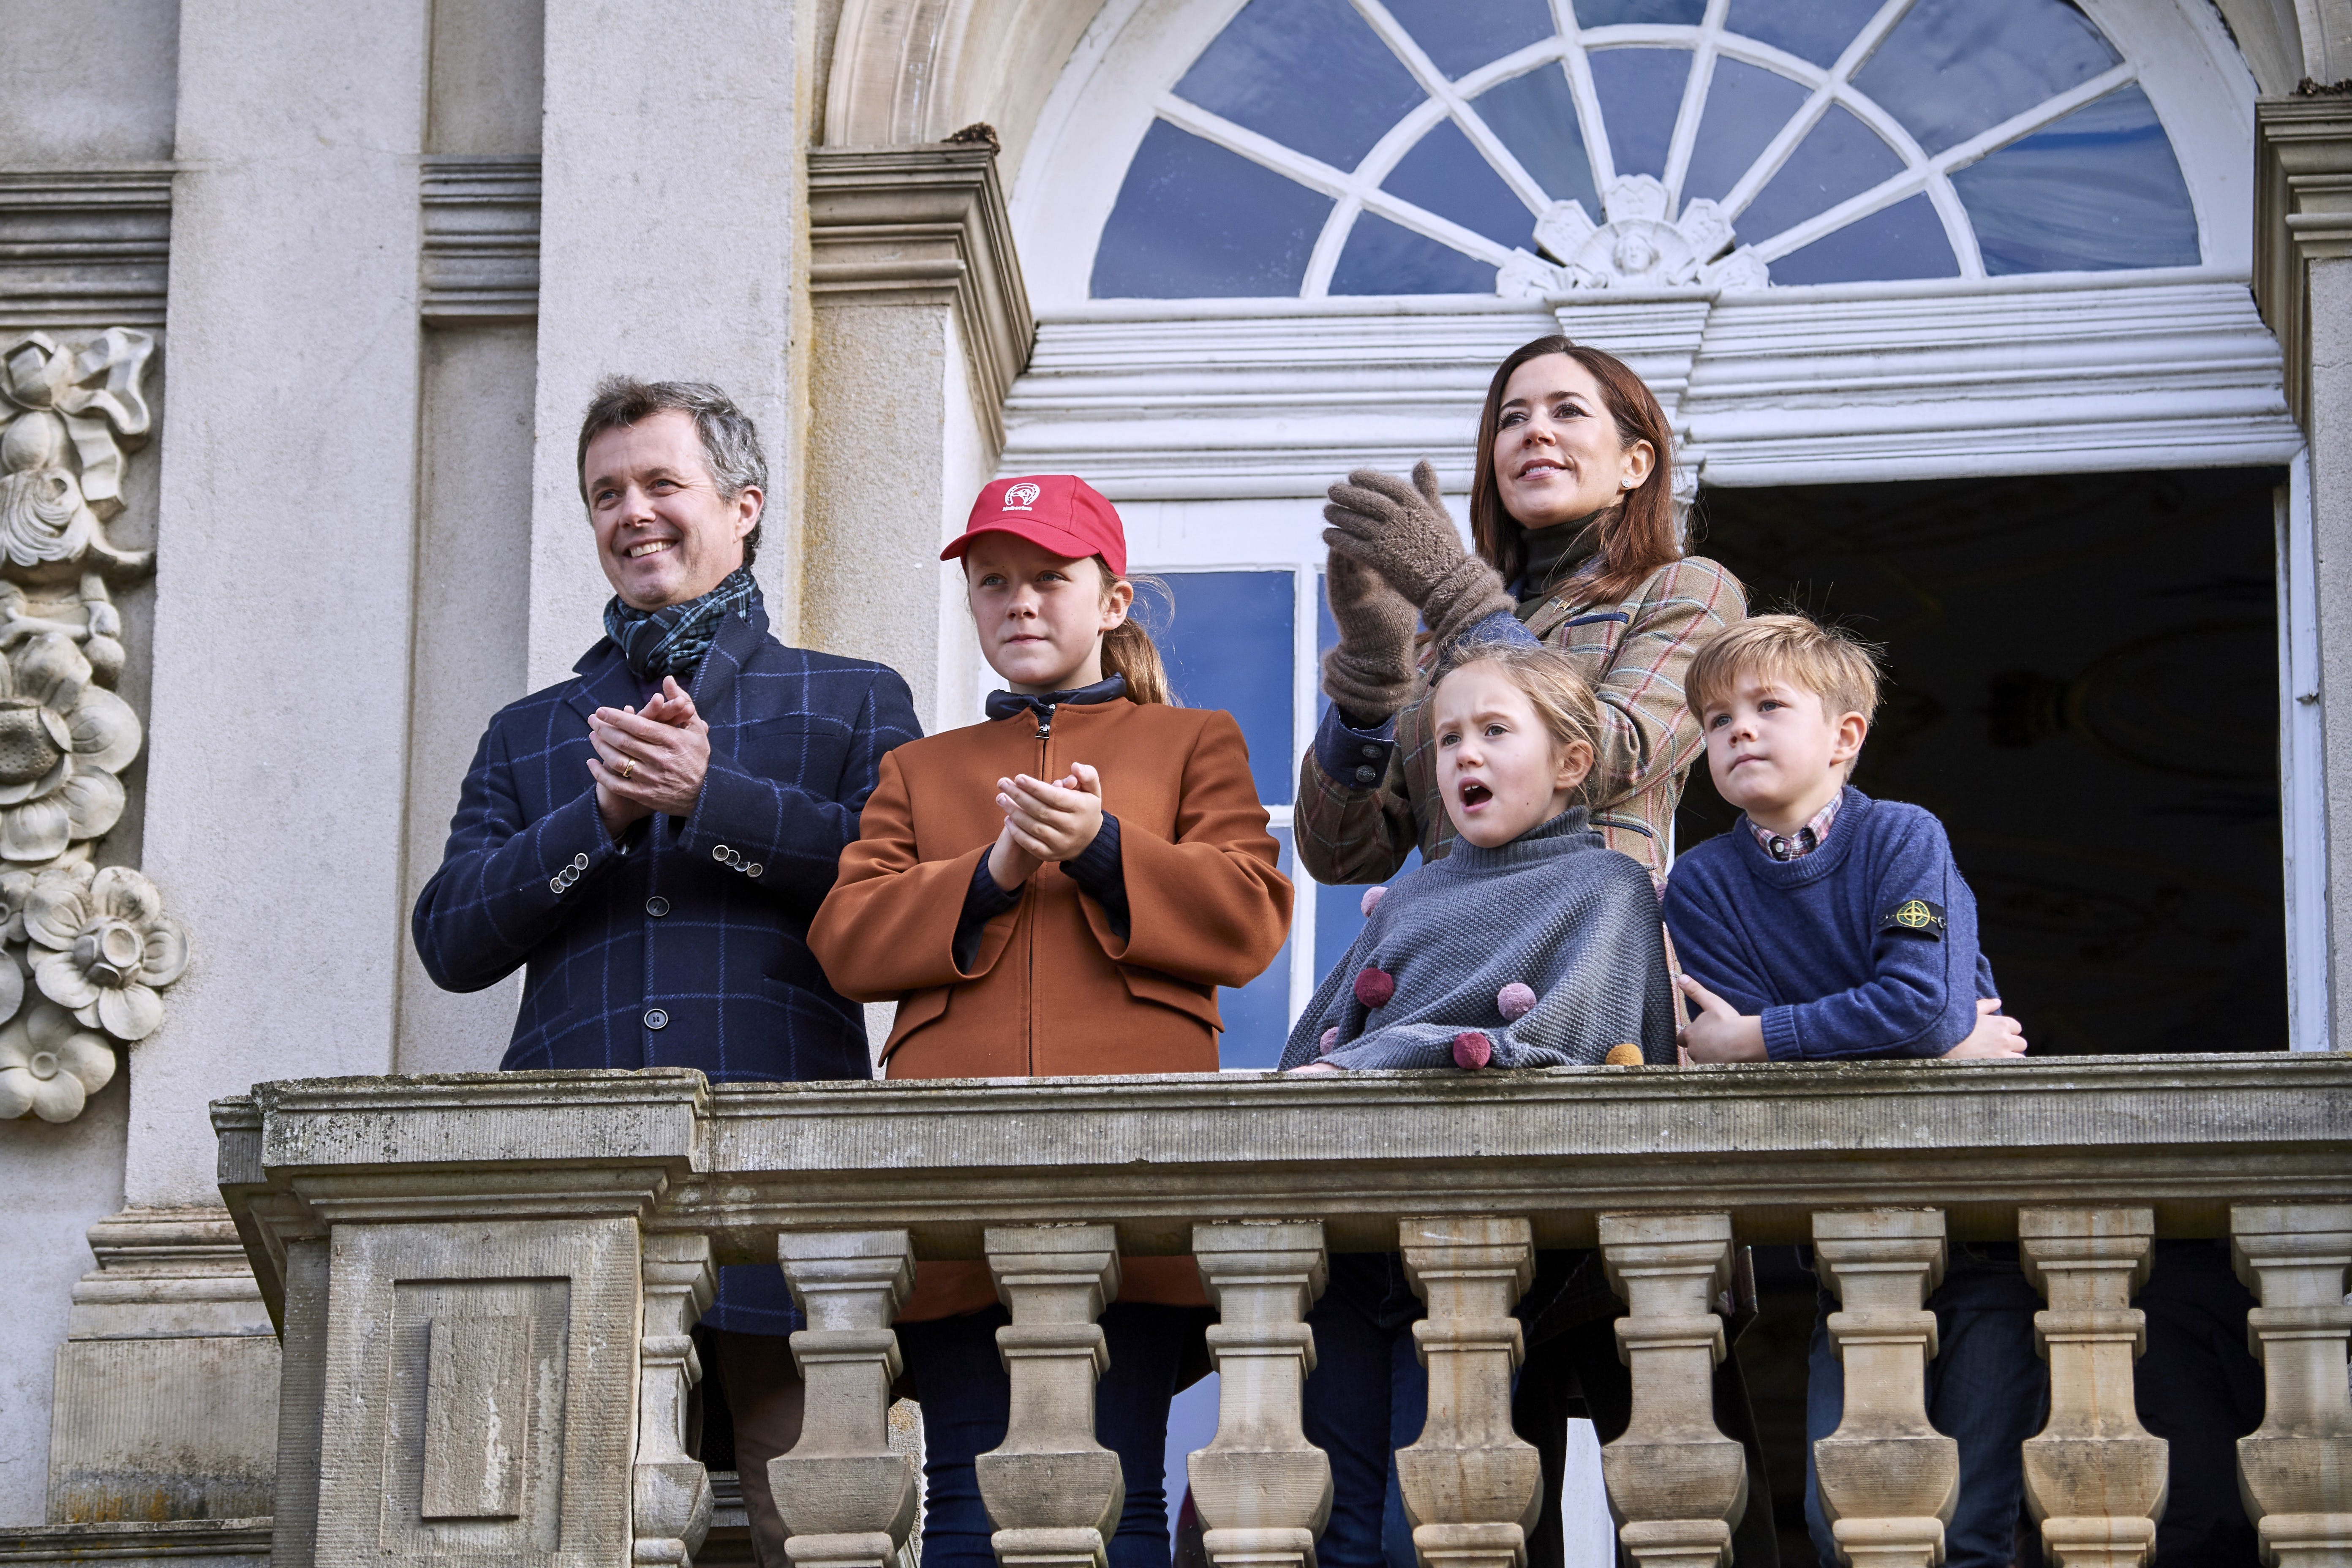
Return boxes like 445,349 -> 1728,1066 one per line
1323,460 -> 1512,653
1320,549 -> 1419,725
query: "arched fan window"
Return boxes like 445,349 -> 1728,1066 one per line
1089,0 -> 2202,298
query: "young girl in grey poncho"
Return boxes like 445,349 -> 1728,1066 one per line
1280,640 -> 1675,1072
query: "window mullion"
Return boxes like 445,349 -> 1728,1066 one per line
1720,0 -> 1918,223
1928,62 -> 2138,176
1661,0 -> 1731,210
1548,0 -> 1617,196
1350,0 -> 1554,216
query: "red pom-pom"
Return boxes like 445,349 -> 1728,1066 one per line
1360,885 -> 1387,917
1353,966 -> 1396,1009
1453,1030 -> 1494,1070
1497,982 -> 1537,1022
1319,1026 -> 1339,1056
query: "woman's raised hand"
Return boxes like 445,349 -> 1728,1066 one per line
1322,460 -> 1512,652
1320,551 -> 1420,725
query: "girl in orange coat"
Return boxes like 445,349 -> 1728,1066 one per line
809,473 -> 1292,1568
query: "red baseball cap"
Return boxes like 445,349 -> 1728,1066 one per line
942,474 -> 1127,577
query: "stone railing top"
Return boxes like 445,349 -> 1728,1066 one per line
215,1054 -> 2352,1320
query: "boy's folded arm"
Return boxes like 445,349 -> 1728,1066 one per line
1083,712 -> 1296,988
1660,873 -> 1778,1016
807,754 -> 1017,1000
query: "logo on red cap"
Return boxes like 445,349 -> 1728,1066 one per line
942,474 -> 1128,577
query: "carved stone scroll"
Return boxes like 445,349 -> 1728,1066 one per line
634,1234 -> 716,1567
2230,1204 -> 2352,1568
772,1229 -> 921,1568
1597,1213 -> 1746,1568
1188,1222 -> 1331,1568
2017,1209 -> 2165,1568
1394,1216 -> 1539,1568
977,1224 -> 1124,1568
1810,1210 -> 1959,1568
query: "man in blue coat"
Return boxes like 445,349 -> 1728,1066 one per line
413,376 -> 920,1567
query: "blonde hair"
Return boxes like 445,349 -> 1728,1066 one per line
1433,639 -> 1602,770
1097,557 -> 1171,705
1687,613 -> 1883,727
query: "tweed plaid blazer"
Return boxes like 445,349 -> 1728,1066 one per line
412,600 -> 921,1082
1297,555 -> 1745,888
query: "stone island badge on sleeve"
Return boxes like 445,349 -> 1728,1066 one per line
1881,898 -> 1948,939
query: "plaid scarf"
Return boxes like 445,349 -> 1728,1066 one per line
603,567 -> 760,683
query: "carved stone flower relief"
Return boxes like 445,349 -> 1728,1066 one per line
0,330 -> 187,1120
1497,175 -> 1772,298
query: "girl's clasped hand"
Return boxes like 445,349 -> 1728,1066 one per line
987,764 -> 1105,890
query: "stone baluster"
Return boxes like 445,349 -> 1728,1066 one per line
770,1229 -> 923,1568
1188,1222 -> 1332,1568
977,1224 -> 1125,1568
2016,1209 -> 2166,1568
1811,1210 -> 1959,1568
2230,1204 -> 2352,1568
1394,1216 -> 1540,1568
1596,1213 -> 1748,1568
635,1234 -> 718,1566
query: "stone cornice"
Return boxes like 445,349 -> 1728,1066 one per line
419,155 -> 540,325
2254,95 -> 2352,429
0,167 -> 172,328
806,144 -> 1034,446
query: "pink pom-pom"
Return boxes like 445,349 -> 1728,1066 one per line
1353,966 -> 1396,1009
1360,885 -> 1387,917
1319,1026 -> 1339,1056
1453,1030 -> 1494,1070
1497,982 -> 1538,1023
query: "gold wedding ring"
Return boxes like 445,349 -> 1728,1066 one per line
618,757 -> 637,780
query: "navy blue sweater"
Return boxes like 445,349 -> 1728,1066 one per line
1663,787 -> 1996,1061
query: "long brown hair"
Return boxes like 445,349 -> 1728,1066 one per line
1098,558 -> 1171,705
1469,337 -> 1679,607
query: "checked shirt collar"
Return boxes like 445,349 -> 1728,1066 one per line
1750,792 -> 1842,862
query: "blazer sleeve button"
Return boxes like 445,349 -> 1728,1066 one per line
549,876 -> 564,895
712,844 -> 731,862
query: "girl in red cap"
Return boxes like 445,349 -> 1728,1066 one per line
810,472 -> 1293,1568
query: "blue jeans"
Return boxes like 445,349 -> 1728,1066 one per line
1300,1254 -> 1431,1568
1803,1261 -> 2049,1568
898,1302 -> 1202,1568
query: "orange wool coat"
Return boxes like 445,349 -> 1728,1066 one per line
808,695 -> 1294,1319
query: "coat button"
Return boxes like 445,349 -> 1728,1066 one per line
572,852 -> 589,871
644,1007 -> 669,1030
712,844 -> 731,862
646,896 -> 670,917
549,876 -> 564,895
746,863 -> 763,879
1361,744 -> 1381,759
1353,765 -> 1379,785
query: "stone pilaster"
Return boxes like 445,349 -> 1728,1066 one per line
1597,1214 -> 1746,1568
977,1224 -> 1124,1568
1394,1216 -> 1540,1568
803,144 -> 1033,729
1188,1222 -> 1331,1568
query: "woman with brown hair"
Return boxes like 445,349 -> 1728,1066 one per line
1292,338 -> 1772,1568
1297,335 -> 1742,890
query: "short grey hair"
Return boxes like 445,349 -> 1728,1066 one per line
575,376 -> 767,567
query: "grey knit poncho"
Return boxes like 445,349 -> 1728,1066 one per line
1279,808 -> 1676,1071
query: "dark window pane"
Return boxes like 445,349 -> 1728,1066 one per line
1385,119 -> 1538,249
1155,570 -> 1296,805
1315,849 -> 1423,978
1952,85 -> 2200,273
1472,65 -> 1602,213
1853,0 -> 2119,157
1768,191 -> 1958,282
1575,0 -> 1706,24
1329,211 -> 1497,294
1680,57 -> 1810,207
1222,828 -> 1294,1068
1734,102 -> 1904,245
1726,0 -> 1885,67
1587,47 -> 1693,179
1174,0 -> 1426,171
1383,0 -> 1554,79
1092,122 -> 1332,298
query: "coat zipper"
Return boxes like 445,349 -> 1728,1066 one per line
1026,703 -> 1053,1072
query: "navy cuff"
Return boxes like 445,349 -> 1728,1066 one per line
1064,814 -> 1129,936
1462,608 -> 1541,650
1314,704 -> 1398,790
954,855 -> 1023,971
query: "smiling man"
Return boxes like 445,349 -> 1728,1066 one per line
412,377 -> 920,1565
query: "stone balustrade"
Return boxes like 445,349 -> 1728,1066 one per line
212,1056 -> 2352,1568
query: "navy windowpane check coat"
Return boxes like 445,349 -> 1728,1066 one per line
412,599 -> 921,1332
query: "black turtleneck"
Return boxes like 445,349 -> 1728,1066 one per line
1514,517 -> 1603,619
